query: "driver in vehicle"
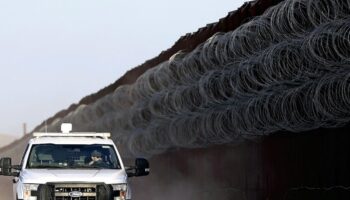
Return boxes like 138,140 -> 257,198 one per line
88,150 -> 109,168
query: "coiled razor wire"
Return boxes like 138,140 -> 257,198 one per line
40,0 -> 350,157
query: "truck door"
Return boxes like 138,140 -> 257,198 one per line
13,144 -> 29,199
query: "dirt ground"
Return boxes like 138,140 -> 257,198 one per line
0,176 -> 14,200
0,137 -> 29,200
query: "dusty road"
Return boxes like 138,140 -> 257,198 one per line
0,137 -> 29,200
0,177 -> 13,200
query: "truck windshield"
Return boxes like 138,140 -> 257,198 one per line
26,144 -> 121,169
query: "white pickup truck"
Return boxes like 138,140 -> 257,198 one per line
0,123 -> 149,200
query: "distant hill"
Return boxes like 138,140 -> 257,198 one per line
0,134 -> 17,148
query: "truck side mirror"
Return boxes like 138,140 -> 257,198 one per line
135,158 -> 149,177
0,157 -> 19,177
0,157 -> 12,176
126,158 -> 150,177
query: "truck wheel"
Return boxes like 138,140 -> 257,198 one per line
37,185 -> 54,200
97,184 -> 113,200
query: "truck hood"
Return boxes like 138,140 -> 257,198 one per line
20,169 -> 127,184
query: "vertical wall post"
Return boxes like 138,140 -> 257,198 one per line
23,123 -> 27,136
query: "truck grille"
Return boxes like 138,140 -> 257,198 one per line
36,183 -> 118,200
54,183 -> 97,200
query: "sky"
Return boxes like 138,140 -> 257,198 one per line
0,0 -> 247,137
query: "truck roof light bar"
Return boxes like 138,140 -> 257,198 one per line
33,132 -> 111,139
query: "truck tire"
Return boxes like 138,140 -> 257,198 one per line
37,185 -> 54,200
97,184 -> 113,200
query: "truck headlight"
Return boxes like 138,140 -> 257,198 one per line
23,184 -> 39,200
112,184 -> 127,200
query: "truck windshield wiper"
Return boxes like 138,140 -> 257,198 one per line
70,166 -> 106,169
53,165 -> 103,169
31,165 -> 67,169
